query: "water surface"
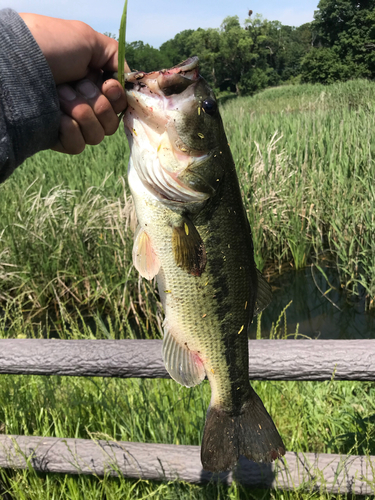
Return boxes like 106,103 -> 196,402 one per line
249,265 -> 375,339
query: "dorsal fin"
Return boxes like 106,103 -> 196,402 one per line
254,269 -> 273,315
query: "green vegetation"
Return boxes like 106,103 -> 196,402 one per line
123,16 -> 312,95
224,79 -> 375,308
117,0 -> 128,89
1,78 -> 374,319
158,17 -> 312,94
301,0 -> 375,84
0,79 -> 375,497
117,0 -> 375,94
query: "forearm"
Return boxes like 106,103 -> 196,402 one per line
0,9 -> 60,182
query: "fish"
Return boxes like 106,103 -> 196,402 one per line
123,56 -> 285,472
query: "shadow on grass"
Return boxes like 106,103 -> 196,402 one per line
199,456 -> 275,488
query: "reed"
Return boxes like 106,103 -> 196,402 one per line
222,79 -> 375,308
1,79 -> 374,320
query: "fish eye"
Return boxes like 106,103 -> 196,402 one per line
202,97 -> 217,116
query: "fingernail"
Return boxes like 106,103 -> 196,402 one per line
77,80 -> 97,99
106,86 -> 122,102
58,85 -> 76,101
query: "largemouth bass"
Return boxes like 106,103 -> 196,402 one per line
124,57 -> 285,472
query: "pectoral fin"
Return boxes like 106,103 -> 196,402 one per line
254,269 -> 273,315
132,226 -> 161,280
163,326 -> 206,387
172,218 -> 207,277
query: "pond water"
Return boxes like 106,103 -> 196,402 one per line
249,265 -> 375,340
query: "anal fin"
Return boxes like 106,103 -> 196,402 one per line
132,226 -> 161,280
162,326 -> 206,387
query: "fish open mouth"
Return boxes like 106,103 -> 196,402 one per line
124,56 -> 205,158
125,57 -> 200,97
124,57 -> 210,204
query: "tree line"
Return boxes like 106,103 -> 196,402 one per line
116,0 -> 375,95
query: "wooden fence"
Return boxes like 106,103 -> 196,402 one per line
0,339 -> 374,494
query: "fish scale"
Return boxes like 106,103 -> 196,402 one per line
124,56 -> 285,472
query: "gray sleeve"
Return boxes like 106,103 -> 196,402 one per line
0,9 -> 60,183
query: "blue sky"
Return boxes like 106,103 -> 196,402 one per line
5,0 -> 318,48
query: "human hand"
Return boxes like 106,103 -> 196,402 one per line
20,13 -> 129,154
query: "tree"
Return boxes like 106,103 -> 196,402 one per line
125,41 -> 171,73
300,47 -> 352,83
217,14 -> 275,94
159,30 -> 195,67
134,15 -> 313,95
302,0 -> 375,83
268,23 -> 313,82
218,15 -> 256,93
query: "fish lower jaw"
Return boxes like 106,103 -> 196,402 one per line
125,88 -> 166,120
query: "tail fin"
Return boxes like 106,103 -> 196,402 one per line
201,387 -> 285,472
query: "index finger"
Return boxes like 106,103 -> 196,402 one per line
82,69 -> 128,115
101,78 -> 128,115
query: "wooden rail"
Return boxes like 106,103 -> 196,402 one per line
0,339 -> 374,380
0,435 -> 373,495
0,339 -> 374,493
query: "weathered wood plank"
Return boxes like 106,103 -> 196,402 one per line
0,339 -> 374,381
0,435 -> 373,494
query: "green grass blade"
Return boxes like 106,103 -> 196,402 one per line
118,0 -> 128,88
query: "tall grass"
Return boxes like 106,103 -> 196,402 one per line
1,79 -> 374,319
222,79 -> 375,308
0,79 -> 375,497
